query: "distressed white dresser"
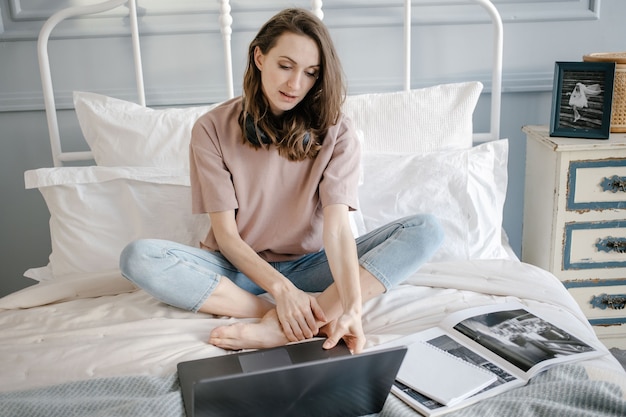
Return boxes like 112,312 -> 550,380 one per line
522,125 -> 626,349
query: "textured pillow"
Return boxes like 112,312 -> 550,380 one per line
343,82 -> 483,153
74,83 -> 481,169
358,140 -> 509,262
73,92 -> 219,169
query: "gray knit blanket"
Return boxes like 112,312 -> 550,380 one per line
2,365 -> 625,417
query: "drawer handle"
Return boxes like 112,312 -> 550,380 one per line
590,293 -> 626,310
596,236 -> 626,253
600,175 -> 626,193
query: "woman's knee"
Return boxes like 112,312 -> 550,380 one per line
422,214 -> 445,245
119,239 -> 163,285
402,214 -> 444,247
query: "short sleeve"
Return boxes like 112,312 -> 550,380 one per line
189,113 -> 239,214
319,116 -> 362,211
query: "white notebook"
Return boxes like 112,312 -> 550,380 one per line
396,340 -> 497,406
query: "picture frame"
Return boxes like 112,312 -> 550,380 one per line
550,61 -> 616,139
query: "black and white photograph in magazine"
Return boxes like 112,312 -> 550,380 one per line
550,61 -> 616,139
453,309 -> 596,372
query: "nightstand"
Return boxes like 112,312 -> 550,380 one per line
522,125 -> 626,349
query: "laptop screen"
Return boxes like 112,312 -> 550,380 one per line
178,339 -> 407,417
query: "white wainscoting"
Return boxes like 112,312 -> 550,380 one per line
3,0 -> 600,41
0,0 -> 605,112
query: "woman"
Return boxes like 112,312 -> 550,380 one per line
568,82 -> 601,122
120,8 -> 443,354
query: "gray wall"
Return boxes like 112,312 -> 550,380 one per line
1,0 -> 624,297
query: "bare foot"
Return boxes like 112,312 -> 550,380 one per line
209,309 -> 290,350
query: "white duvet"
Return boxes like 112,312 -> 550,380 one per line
1,259 -> 624,394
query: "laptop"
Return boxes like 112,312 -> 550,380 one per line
177,338 -> 407,417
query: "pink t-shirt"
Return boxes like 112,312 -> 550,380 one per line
190,97 -> 361,262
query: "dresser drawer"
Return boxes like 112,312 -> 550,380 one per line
567,159 -> 626,210
564,221 -> 626,269
566,281 -> 626,326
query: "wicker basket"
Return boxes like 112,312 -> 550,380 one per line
583,52 -> 626,133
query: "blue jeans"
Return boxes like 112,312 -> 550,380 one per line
119,214 -> 443,312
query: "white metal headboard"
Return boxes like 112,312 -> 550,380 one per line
38,0 -> 145,166
38,0 -> 503,167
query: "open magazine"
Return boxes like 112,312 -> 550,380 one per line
378,302 -> 604,417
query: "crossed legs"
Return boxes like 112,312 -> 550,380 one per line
120,214 -> 443,351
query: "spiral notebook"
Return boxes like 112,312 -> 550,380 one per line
395,340 -> 497,406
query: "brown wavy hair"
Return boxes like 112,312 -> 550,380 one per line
241,8 -> 345,161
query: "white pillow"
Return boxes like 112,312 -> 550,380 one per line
74,83 -> 480,169
24,166 -> 212,280
73,92 -> 219,169
343,82 -> 483,153
358,139 -> 509,262
24,166 -> 365,283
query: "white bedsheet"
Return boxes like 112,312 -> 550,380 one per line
0,259 -> 624,394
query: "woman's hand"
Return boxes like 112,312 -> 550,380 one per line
273,284 -> 327,342
322,308 -> 365,354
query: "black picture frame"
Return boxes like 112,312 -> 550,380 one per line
550,61 -> 615,139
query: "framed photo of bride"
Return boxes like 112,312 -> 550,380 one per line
550,61 -> 616,139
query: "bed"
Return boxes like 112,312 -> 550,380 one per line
1,0 -> 625,416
